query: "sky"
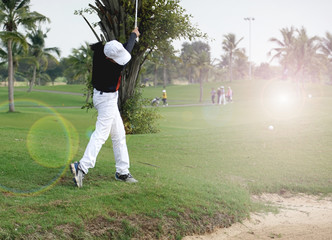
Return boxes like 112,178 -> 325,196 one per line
30,0 -> 332,65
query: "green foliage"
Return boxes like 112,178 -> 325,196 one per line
180,41 -> 211,83
0,0 -> 50,111
25,27 -> 60,88
222,33 -> 245,82
81,78 -> 94,110
122,85 -> 161,134
141,41 -> 180,87
64,42 -> 92,84
269,27 -> 324,82
63,42 -> 94,108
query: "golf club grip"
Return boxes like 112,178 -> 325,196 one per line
135,0 -> 139,42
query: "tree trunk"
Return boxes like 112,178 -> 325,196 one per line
229,53 -> 233,82
118,55 -> 142,111
85,91 -> 91,103
7,39 -> 15,112
188,67 -> 193,83
199,68 -> 203,103
163,58 -> 167,88
154,65 -> 157,87
28,66 -> 37,92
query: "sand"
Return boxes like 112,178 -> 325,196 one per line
183,193 -> 332,240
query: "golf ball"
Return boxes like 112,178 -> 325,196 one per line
268,125 -> 274,130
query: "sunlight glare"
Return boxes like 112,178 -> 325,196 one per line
278,94 -> 290,104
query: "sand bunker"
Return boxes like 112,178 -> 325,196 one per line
184,193 -> 332,240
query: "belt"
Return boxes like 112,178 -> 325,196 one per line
95,88 -> 115,94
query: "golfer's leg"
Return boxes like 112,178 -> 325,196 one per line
111,109 -> 130,175
79,98 -> 113,174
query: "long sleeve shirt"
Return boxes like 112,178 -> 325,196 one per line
90,32 -> 136,92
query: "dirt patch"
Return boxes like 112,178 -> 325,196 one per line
83,209 -> 234,239
183,193 -> 332,240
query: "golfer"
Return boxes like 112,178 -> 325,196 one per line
70,28 -> 140,187
162,89 -> 168,106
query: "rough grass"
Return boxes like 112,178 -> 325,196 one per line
0,80 -> 331,239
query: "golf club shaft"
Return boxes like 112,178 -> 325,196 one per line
135,0 -> 139,42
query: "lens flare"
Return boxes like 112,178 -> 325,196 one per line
85,125 -> 95,139
278,94 -> 290,104
260,80 -> 305,121
27,115 -> 78,168
0,99 -> 79,196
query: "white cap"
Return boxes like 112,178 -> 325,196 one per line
104,40 -> 131,65
162,90 -> 166,92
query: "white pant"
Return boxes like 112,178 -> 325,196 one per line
219,94 -> 226,105
79,89 -> 130,175
222,94 -> 226,105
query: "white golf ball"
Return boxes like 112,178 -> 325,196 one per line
268,125 -> 274,130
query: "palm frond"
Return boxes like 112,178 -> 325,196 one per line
0,31 -> 29,51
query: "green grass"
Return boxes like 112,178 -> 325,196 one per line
0,88 -> 84,107
0,80 -> 332,239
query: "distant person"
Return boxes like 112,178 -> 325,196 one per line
70,27 -> 140,188
162,89 -> 168,106
221,86 -> 226,105
211,88 -> 216,104
217,88 -> 221,104
226,86 -> 233,102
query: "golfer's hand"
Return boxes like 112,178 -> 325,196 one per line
132,27 -> 140,37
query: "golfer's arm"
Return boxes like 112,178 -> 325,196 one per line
124,32 -> 137,54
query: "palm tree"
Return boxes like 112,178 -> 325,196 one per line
189,41 -> 211,102
321,32 -> 332,83
222,33 -> 244,82
195,42 -> 210,102
292,28 -> 320,83
156,42 -> 177,88
268,27 -> 296,71
0,0 -> 49,112
269,27 -> 321,86
65,42 -> 93,104
26,28 -> 60,91
0,40 -> 27,79
321,32 -> 332,60
232,49 -> 249,80
181,42 -> 196,83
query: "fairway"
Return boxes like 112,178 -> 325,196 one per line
0,80 -> 331,239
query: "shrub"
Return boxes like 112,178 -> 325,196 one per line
122,85 -> 161,134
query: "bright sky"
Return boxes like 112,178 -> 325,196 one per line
30,0 -> 332,65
